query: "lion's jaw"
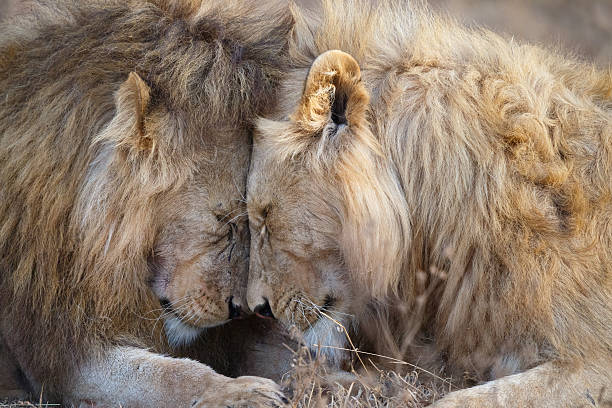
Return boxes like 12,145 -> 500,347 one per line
247,277 -> 354,367
163,315 -> 205,349
302,315 -> 350,367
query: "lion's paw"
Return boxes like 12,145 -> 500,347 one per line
193,376 -> 289,408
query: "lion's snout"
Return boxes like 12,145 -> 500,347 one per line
247,279 -> 275,318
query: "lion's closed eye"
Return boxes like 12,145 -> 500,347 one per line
201,213 -> 236,245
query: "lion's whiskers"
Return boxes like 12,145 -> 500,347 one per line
138,296 -> 195,343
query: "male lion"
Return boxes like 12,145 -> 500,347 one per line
0,0 -> 291,406
246,0 -> 612,406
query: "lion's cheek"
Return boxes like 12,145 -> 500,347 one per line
161,259 -> 230,326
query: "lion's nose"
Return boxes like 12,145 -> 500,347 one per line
228,297 -> 245,319
253,298 -> 275,319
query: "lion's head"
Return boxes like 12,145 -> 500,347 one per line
246,49 -> 408,363
87,72 -> 253,348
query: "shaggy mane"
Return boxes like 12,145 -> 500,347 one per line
286,0 -> 612,377
0,0 -> 290,391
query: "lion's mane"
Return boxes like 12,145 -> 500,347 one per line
281,0 -> 612,378
0,0 -> 290,395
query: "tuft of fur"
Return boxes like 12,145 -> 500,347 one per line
247,0 -> 612,404
0,0 -> 291,399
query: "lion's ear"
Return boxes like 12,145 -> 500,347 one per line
111,72 -> 153,150
292,50 -> 368,134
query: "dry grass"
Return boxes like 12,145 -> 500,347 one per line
278,266 -> 455,408
0,401 -> 60,408
282,345 -> 452,407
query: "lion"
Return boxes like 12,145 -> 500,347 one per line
245,0 -> 612,406
0,0 -> 292,406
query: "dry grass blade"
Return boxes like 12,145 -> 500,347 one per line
282,344 -> 451,407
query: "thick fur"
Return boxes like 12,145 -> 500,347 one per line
247,0 -> 612,406
0,0 -> 291,405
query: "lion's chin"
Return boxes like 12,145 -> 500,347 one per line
301,317 -> 349,367
164,316 -> 204,348
163,316 -> 229,349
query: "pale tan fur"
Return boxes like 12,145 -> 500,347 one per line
67,346 -> 285,408
246,1 -> 612,406
0,0 -> 291,405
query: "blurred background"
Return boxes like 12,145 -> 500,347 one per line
428,0 -> 612,66
1,0 -> 610,66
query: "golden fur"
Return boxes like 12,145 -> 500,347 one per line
247,0 -> 612,405
0,0 -> 291,405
